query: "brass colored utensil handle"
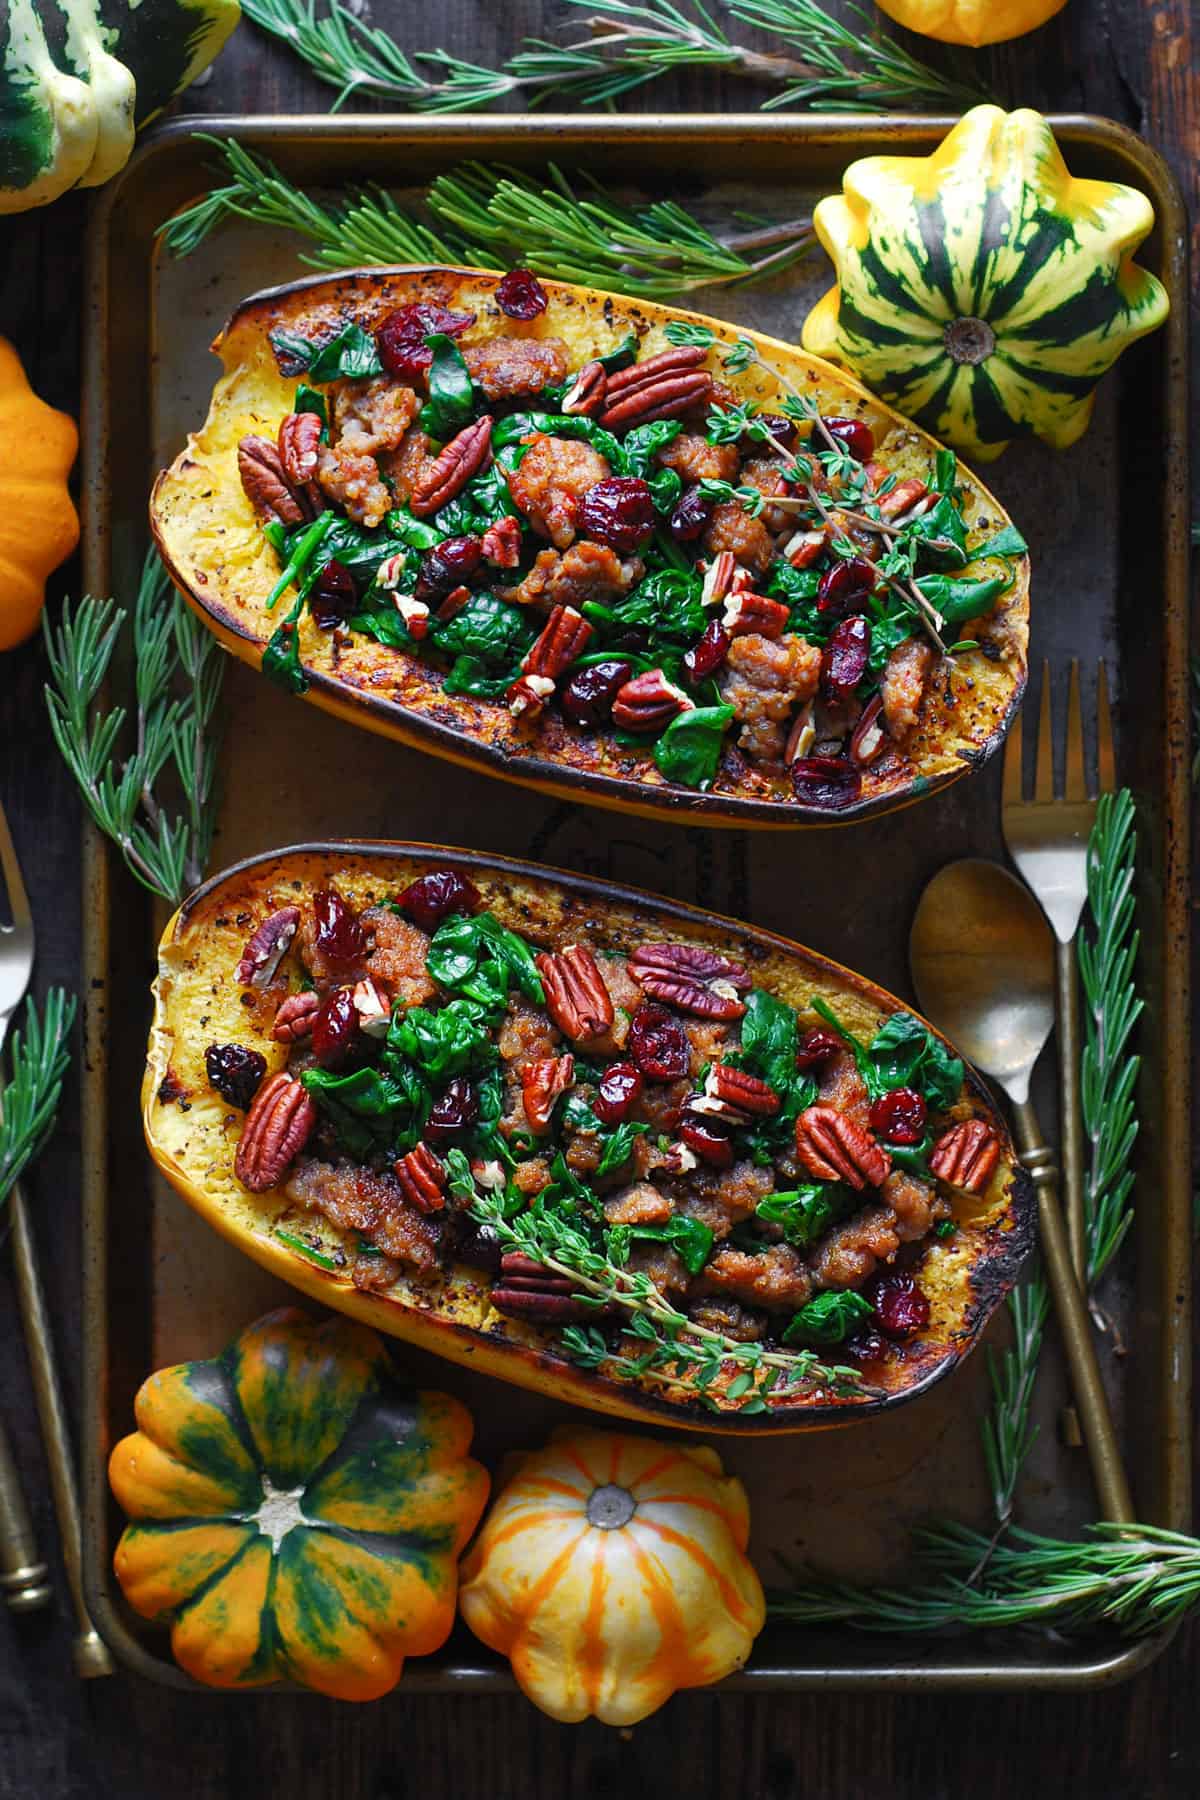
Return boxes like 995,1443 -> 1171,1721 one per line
1055,939 -> 1088,1283
8,1184 -> 113,1677
0,1414 -> 51,1612
1012,1099 -> 1134,1524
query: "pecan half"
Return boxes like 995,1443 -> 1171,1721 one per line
394,1142 -> 447,1213
507,673 -> 555,719
490,1252 -> 599,1324
561,360 -> 607,417
705,1064 -> 780,1116
611,669 -> 694,733
849,694 -> 888,767
794,1106 -> 892,1190
410,416 -> 493,516
522,604 -> 593,679
236,906 -> 300,988
929,1119 -> 1000,1194
237,436 -> 304,525
629,942 -> 749,1020
722,593 -> 790,640
271,990 -> 320,1043
481,515 -> 523,568
522,1054 -> 576,1132
235,1073 -> 316,1192
604,345 -> 706,397
600,370 -> 713,431
277,412 -> 323,487
535,945 -> 615,1045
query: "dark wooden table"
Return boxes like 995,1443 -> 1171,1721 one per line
0,3 -> 1195,1794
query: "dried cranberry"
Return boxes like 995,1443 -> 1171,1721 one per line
310,559 -> 357,630
593,1061 -> 643,1124
628,1003 -> 690,1082
869,1088 -> 927,1145
822,417 -> 875,463
204,1044 -> 267,1111
668,483 -> 714,542
375,303 -> 475,381
425,1077 -> 480,1142
820,615 -> 872,704
561,660 -> 633,729
415,535 -> 484,600
680,1116 -> 733,1168
313,889 -> 365,969
312,987 -> 359,1067
398,868 -> 480,932
495,268 -> 548,320
871,1273 -> 930,1340
577,478 -> 656,554
683,621 -> 730,684
844,1328 -> 889,1365
795,1027 -> 842,1070
816,556 -> 877,618
790,756 -> 862,811
755,412 -> 797,451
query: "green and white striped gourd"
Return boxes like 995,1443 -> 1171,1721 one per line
802,106 -> 1170,460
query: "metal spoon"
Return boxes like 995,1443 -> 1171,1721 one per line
910,859 -> 1133,1523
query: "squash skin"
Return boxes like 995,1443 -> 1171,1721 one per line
459,1426 -> 765,1723
803,106 -> 1169,460
142,842 -> 1035,1435
149,264 -> 1030,830
0,336 -> 79,650
109,1306 -> 489,1699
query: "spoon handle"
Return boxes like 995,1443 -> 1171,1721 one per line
1012,1098 -> 1134,1524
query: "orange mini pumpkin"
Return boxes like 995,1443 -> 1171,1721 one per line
459,1426 -> 765,1723
0,336 -> 78,650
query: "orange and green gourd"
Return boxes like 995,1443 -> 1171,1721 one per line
802,106 -> 1169,460
108,1307 -> 490,1700
458,1425 -> 765,1724
0,335 -> 78,651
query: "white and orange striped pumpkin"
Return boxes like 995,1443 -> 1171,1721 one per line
458,1426 -> 765,1724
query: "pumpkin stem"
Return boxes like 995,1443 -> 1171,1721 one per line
251,1475 -> 311,1552
944,317 -> 996,366
586,1484 -> 637,1530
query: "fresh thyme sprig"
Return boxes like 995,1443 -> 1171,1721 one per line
160,139 -> 816,300
769,1522 -> 1200,1638
43,552 -> 225,906
242,0 -> 988,114
466,1182 -> 867,1414
0,991 -> 76,1210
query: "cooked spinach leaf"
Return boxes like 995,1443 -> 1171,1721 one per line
270,321 -> 383,384
300,1062 -> 429,1158
971,524 -> 1028,562
782,1289 -> 874,1346
606,1214 -> 715,1277
387,998 -> 496,1081
418,334 -> 476,440
652,704 -> 734,789
755,1184 -> 847,1249
429,592 -> 534,671
868,1012 -> 963,1109
427,910 -> 545,1011
915,571 -> 1010,625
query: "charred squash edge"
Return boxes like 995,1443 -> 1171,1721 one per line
142,841 -> 1035,1435
149,266 -> 1030,832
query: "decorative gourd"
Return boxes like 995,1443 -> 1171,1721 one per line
108,1307 -> 489,1700
458,1426 -> 765,1723
0,0 -> 239,214
873,0 -> 1066,47
802,106 -> 1169,460
0,337 -> 79,652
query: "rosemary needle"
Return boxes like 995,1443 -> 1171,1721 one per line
0,992 -> 76,1211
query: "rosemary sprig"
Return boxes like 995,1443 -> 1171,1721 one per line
466,1183 -> 867,1414
0,992 -> 76,1210
43,552 -> 225,906
242,0 -> 988,114
160,140 -> 816,300
769,1521 -> 1200,1638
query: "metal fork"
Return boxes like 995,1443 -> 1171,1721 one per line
1002,660 -> 1115,1284
0,800 -> 111,1675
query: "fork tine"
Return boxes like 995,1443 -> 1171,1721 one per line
1063,658 -> 1087,802
1002,691 -> 1024,807
0,798 -> 32,930
1096,660 -> 1116,794
1033,659 -> 1055,803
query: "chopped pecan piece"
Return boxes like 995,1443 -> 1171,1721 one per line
522,1054 -> 576,1132
237,436 -> 304,525
481,515 -> 523,568
722,594 -> 790,641
701,551 -> 737,607
235,1073 -> 317,1192
629,942 -> 749,1021
877,478 -> 930,523
507,673 -> 556,719
850,694 -> 888,767
410,416 -> 493,516
794,1106 -> 892,1190
611,670 -> 693,733
535,945 -> 615,1046
521,604 -> 593,679
271,990 -> 320,1044
236,906 -> 300,988
929,1119 -> 1001,1194
394,1142 -> 447,1213
705,1064 -> 779,1116
561,360 -> 607,416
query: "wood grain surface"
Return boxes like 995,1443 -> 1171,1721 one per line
0,2 -> 1196,1795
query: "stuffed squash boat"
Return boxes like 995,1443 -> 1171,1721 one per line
143,845 -> 1033,1430
150,266 -> 1030,826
